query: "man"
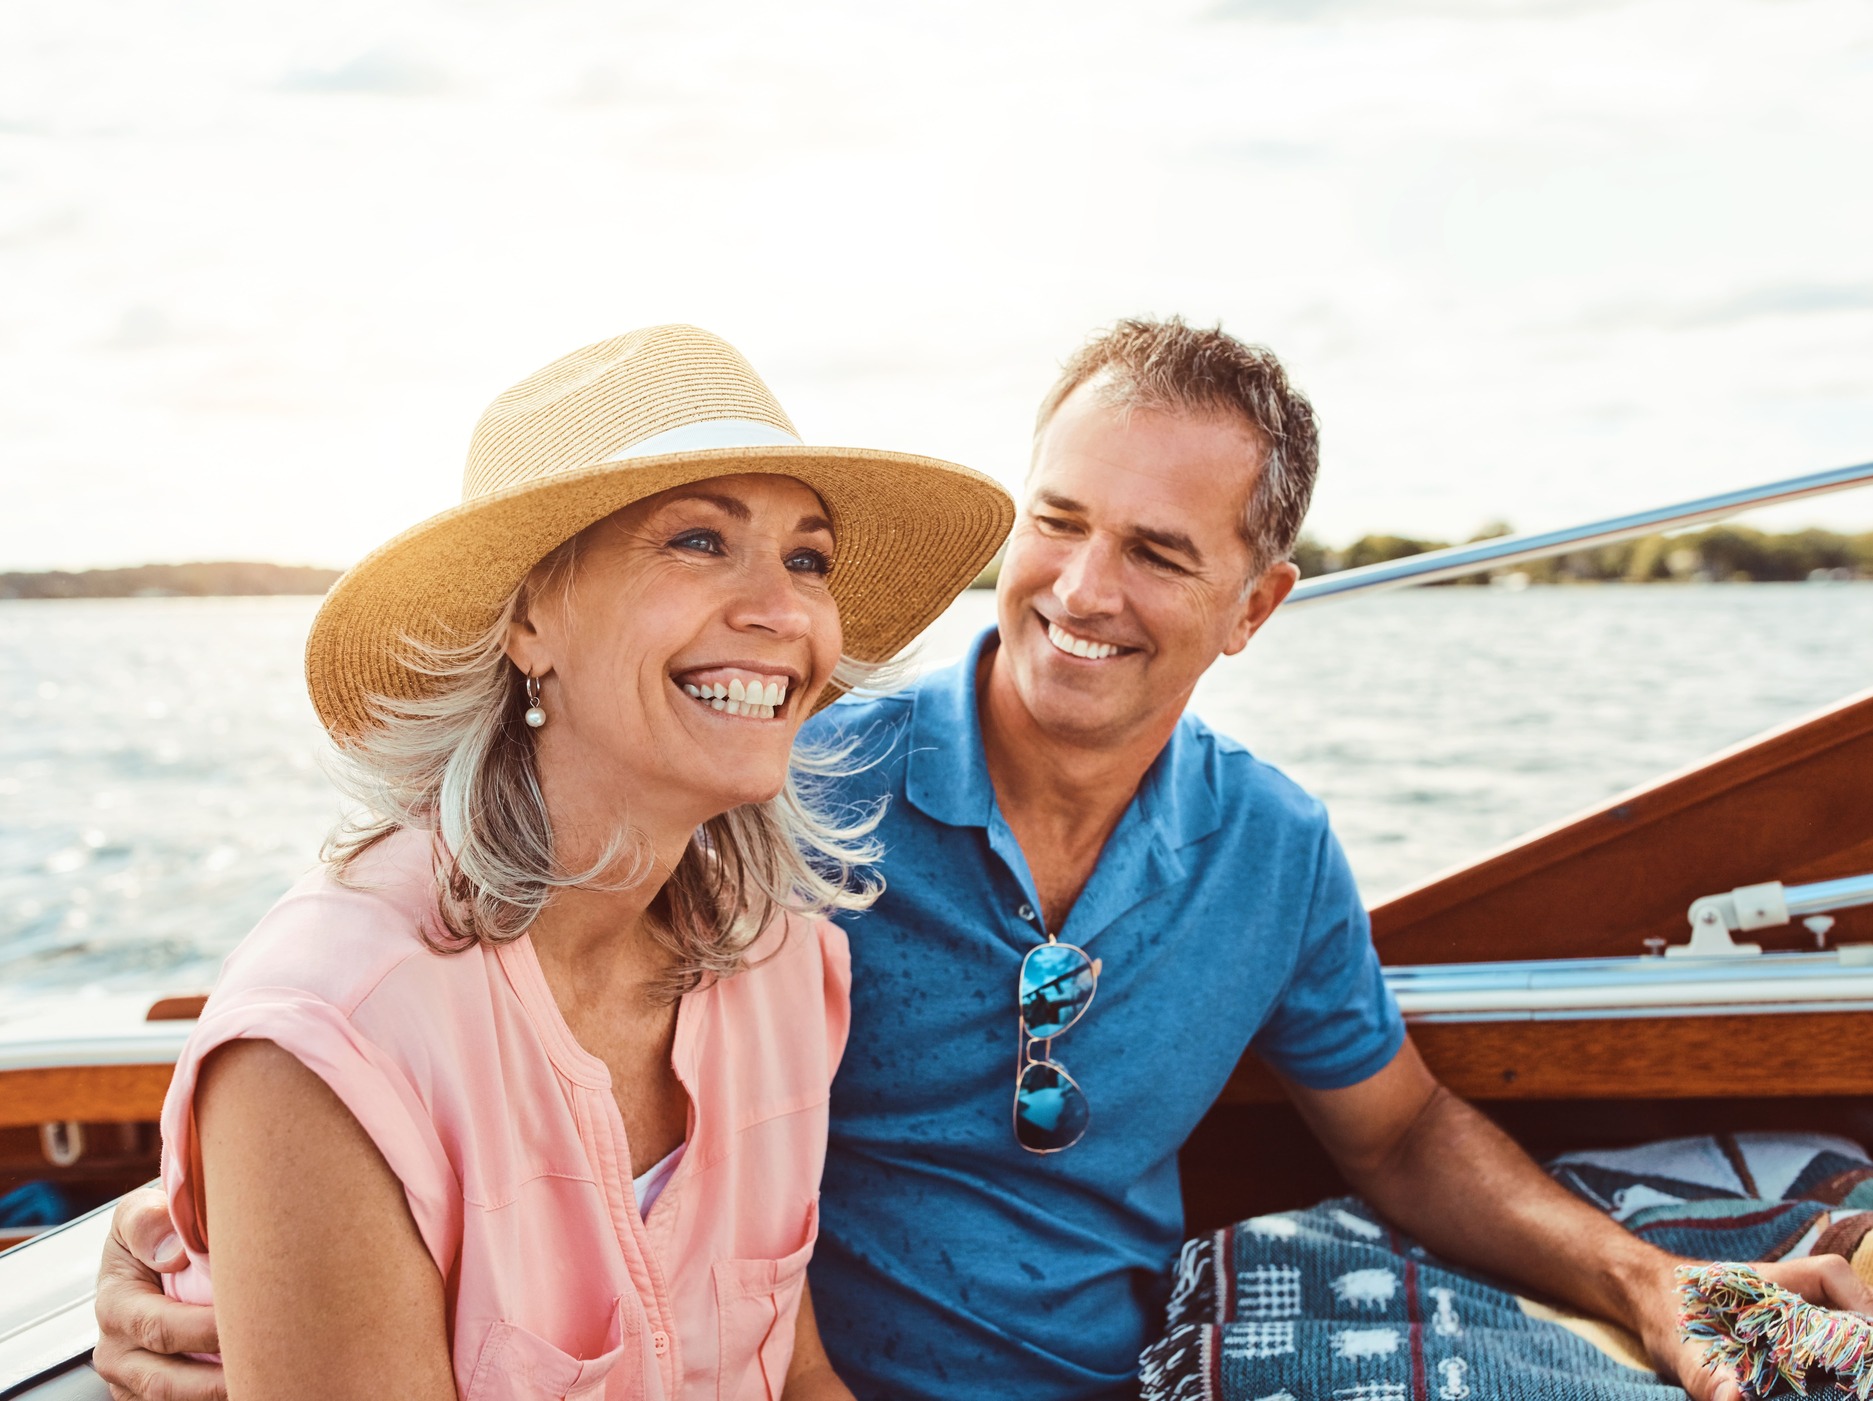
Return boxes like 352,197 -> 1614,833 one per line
95,318 -> 1867,1400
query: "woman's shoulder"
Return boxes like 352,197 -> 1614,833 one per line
737,911 -> 849,992
211,828 -> 458,1018
703,911 -> 852,1079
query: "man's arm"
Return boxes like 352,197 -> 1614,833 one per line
1284,1037 -> 1873,1401
783,1279 -> 856,1400
99,1196 -> 860,1401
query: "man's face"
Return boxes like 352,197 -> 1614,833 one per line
994,381 -> 1295,747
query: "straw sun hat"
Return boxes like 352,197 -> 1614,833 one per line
305,325 -> 1014,742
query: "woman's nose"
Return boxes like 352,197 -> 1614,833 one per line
725,556 -> 815,638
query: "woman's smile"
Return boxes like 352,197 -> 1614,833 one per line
673,665 -> 798,720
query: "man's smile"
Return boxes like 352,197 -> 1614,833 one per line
1042,616 -> 1134,661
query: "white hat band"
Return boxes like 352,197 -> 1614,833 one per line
609,418 -> 803,461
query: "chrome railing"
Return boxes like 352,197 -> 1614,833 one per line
1384,947 -> 1873,1022
1675,873 -> 1873,957
1288,459 -> 1873,607
1785,873 -> 1873,918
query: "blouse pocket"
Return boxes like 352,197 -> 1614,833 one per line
465,1296 -> 642,1401
713,1197 -> 820,1401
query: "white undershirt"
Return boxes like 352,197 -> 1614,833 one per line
633,1142 -> 686,1214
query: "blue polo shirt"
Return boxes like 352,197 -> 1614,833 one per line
804,629 -> 1405,1401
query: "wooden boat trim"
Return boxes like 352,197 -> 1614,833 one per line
1221,1010 -> 1873,1105
0,1065 -> 177,1131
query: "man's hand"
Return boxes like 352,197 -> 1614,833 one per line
1641,1252 -> 1873,1401
1288,1043 -> 1873,1399
93,1188 -> 226,1401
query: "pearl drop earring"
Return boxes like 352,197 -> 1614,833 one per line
523,674 -> 547,729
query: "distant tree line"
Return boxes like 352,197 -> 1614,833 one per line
9,533 -> 1869,601
0,562 -> 342,600
965,525 -> 1872,589
1289,524 -> 1873,585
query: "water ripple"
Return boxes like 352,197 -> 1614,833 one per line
2,586 -> 1868,1000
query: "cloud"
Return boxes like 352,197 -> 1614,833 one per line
1579,283 -> 1873,331
1202,140 -> 1330,165
101,306 -> 179,351
277,45 -> 450,97
1207,0 -> 1631,20
1668,283 -> 1873,327
0,206 -> 83,249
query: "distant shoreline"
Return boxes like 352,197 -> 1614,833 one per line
8,520 -> 1871,600
0,563 -> 341,600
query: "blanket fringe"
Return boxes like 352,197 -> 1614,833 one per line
1679,1262 -> 1873,1399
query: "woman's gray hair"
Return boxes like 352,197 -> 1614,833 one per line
322,537 -> 898,1000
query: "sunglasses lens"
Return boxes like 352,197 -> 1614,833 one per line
1015,1060 -> 1090,1152
1019,942 -> 1097,1039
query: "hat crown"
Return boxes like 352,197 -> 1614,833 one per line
462,324 -> 800,501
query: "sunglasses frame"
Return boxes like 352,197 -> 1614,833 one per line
1013,937 -> 1101,1155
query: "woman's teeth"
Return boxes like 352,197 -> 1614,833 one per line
1047,622 -> 1122,660
680,676 -> 788,719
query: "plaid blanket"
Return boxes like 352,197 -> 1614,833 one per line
1140,1133 -> 1873,1401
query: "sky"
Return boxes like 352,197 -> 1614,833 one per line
3,0 -> 1871,572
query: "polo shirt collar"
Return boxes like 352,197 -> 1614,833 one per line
905,626 -> 1001,828
1145,715 -> 1224,852
904,626 -> 1223,854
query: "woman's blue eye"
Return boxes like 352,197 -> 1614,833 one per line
787,548 -> 833,576
671,529 -> 723,554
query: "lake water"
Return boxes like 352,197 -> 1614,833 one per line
2,585 -> 1868,1002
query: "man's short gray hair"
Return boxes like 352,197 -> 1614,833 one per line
1034,317 -> 1322,576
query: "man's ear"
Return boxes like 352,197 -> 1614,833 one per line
1222,560 -> 1298,657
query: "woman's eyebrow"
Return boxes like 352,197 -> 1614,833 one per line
654,492 -> 831,536
659,489 -> 751,521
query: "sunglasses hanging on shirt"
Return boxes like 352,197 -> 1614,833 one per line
1013,937 -> 1102,1153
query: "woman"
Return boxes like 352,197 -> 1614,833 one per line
151,326 -> 1011,1399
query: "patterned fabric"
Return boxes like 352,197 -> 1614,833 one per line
1140,1134 -> 1873,1401
1550,1134 -> 1873,1268
1550,1134 -> 1873,1223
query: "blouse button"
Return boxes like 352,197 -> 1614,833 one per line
1017,902 -> 1036,923
652,1330 -> 670,1355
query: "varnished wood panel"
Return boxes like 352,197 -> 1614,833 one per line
1371,687 -> 1873,964
0,1065 -> 174,1129
144,995 -> 207,1021
1219,1012 -> 1873,1105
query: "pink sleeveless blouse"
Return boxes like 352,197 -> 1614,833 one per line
160,828 -> 850,1400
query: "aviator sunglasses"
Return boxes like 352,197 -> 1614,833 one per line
1014,936 -> 1103,1153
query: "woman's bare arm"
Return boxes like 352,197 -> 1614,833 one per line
195,1039 -> 455,1401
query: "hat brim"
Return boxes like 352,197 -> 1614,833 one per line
304,444 -> 1013,742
